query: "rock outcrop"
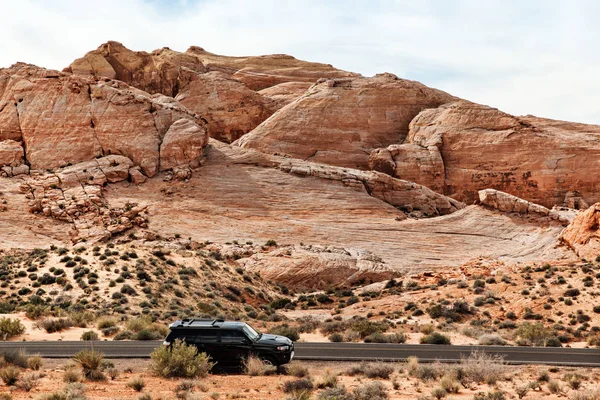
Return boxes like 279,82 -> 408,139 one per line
370,101 -> 600,208
186,46 -> 358,91
22,155 -> 148,242
239,245 -> 398,290
159,118 -> 209,171
0,139 -> 24,167
0,63 -> 207,177
258,81 -> 312,109
174,71 -> 275,142
559,203 -> 600,259
478,189 -> 572,225
235,74 -> 455,169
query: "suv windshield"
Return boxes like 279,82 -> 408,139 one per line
242,323 -> 260,341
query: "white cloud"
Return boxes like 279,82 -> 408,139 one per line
1,0 -> 599,123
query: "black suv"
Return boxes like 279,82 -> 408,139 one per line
164,319 -> 294,366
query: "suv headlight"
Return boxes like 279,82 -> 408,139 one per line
276,345 -> 289,351
163,341 -> 171,346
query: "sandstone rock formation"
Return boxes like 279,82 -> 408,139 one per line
478,189 -> 572,226
235,74 -> 455,169
174,71 -> 275,142
186,46 -> 359,91
559,203 -> 600,259
0,139 -> 24,167
239,245 -> 398,290
159,118 -> 209,171
0,63 -> 207,176
258,81 -> 312,109
22,155 -> 148,242
370,101 -> 600,208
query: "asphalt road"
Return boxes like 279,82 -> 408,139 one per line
0,341 -> 599,366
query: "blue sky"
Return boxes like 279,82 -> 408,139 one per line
2,0 -> 599,124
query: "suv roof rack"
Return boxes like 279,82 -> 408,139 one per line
169,318 -> 227,329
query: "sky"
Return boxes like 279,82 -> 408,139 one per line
2,0 -> 599,124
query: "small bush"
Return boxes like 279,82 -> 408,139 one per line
73,349 -> 105,381
16,372 -> 40,392
347,362 -> 394,379
96,317 -> 117,330
352,381 -> 388,400
81,331 -> 99,341
269,324 -> 299,341
38,318 -> 72,333
478,334 -> 507,346
127,376 -> 146,392
63,367 -> 82,383
282,378 -> 314,398
150,339 -> 214,378
0,366 -> 19,386
27,354 -> 43,370
315,369 -> 338,389
2,349 -> 29,368
243,355 -> 276,376
286,362 -> 310,378
461,351 -> 506,385
420,332 -> 451,345
0,318 -> 25,340
328,333 -> 344,342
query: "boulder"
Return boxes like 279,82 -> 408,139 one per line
235,74 -> 455,169
160,118 -> 209,171
560,203 -> 600,259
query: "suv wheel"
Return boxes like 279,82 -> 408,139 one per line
260,356 -> 277,366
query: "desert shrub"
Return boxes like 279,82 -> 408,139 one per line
329,332 -> 344,342
439,375 -> 460,393
38,318 -> 72,333
547,380 -> 561,394
73,349 -> 105,381
282,378 -> 314,398
27,354 -> 43,370
0,317 -> 25,340
473,391 -> 506,400
515,323 -> 559,347
63,367 -> 82,383
316,369 -> 338,389
431,387 -> 447,399
127,376 -> 146,392
243,355 -> 276,376
113,330 -> 134,340
420,332 -> 451,345
478,334 -> 507,346
0,366 -> 20,385
96,317 -> 117,330
461,351 -> 506,385
40,382 -> 87,400
286,362 -> 310,378
352,381 -> 388,400
268,324 -> 299,341
133,328 -> 163,340
564,373 -> 583,390
150,339 -> 214,378
364,332 -> 407,344
317,386 -> 352,400
2,349 -> 29,368
349,319 -> 388,339
347,362 -> 394,379
81,331 -> 99,341
16,372 -> 41,392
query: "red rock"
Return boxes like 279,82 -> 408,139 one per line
560,203 -> 600,259
159,118 -> 209,171
236,74 -> 455,169
0,139 -> 24,167
0,63 -> 207,176
258,81 -> 312,109
371,101 -> 600,207
175,71 -> 275,142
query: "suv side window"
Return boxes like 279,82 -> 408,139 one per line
220,329 -> 249,343
196,329 -> 219,343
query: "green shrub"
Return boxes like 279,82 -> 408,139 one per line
0,366 -> 20,386
420,332 -> 451,345
2,349 -> 29,368
38,318 -> 72,333
150,339 -> 214,378
72,349 -> 105,381
268,324 -> 299,341
0,317 -> 25,340
81,331 -> 99,341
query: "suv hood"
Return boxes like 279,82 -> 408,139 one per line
257,333 -> 293,345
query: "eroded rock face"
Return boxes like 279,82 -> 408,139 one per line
67,41 -> 206,97
0,139 -> 24,167
371,101 -> 600,208
235,74 -> 455,169
186,46 -> 358,91
22,155 -> 148,243
258,81 -> 312,109
0,63 -> 206,176
560,203 -> 600,259
175,71 -> 275,142
160,118 -> 209,171
239,245 -> 398,290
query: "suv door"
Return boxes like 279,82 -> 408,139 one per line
191,329 -> 220,364
219,329 -> 252,365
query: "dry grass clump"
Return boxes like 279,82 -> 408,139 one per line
38,382 -> 87,400
72,349 -> 105,381
243,355 -> 277,376
315,369 -> 339,389
2,349 -> 30,368
346,362 -> 395,379
0,366 -> 20,385
406,357 -> 440,381
282,378 -> 314,400
16,372 -> 41,392
63,365 -> 83,383
127,376 -> 146,392
460,351 -> 506,385
286,362 -> 310,378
